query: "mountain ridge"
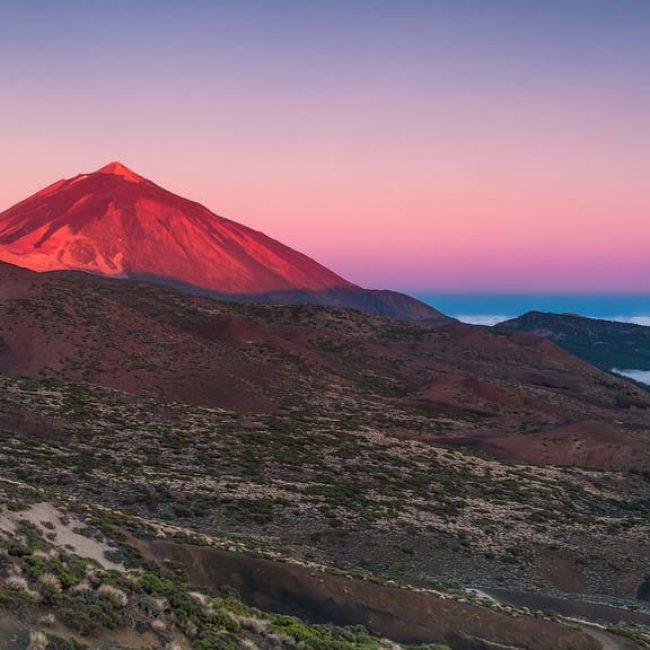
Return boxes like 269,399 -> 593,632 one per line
0,162 -> 446,322
496,310 -> 650,372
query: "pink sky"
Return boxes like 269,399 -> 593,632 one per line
1,2 -> 649,292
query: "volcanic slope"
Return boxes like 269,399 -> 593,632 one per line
0,162 -> 444,321
1,261 -> 649,471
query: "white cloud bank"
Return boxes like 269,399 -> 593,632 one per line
612,369 -> 650,386
453,314 -> 513,326
610,316 -> 650,326
453,314 -> 650,327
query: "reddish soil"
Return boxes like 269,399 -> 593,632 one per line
531,547 -> 588,593
1,261 -> 650,469
477,420 -> 646,470
485,587 -> 650,629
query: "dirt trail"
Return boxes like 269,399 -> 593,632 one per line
135,538 -> 602,650
484,588 -> 650,628
481,589 -> 644,650
574,624 -> 639,650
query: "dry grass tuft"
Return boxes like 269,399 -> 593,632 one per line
97,583 -> 129,607
38,572 -> 62,592
27,630 -> 48,650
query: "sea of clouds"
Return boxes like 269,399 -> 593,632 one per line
612,369 -> 650,386
453,314 -> 650,327
453,314 -> 513,326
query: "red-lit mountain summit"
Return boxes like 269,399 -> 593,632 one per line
0,162 -> 349,292
0,162 -> 443,320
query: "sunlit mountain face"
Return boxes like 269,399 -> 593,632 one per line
0,162 -> 353,293
0,162 -> 445,321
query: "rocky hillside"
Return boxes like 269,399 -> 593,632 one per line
1,263 -> 650,647
1,262 -> 650,471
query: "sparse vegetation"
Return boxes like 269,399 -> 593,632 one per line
0,271 -> 648,647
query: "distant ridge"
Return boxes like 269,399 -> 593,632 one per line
496,310 -> 650,371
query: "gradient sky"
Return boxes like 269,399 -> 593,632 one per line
1,1 -> 649,292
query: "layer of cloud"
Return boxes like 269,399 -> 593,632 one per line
612,369 -> 650,386
453,313 -> 650,327
610,316 -> 650,326
452,314 -> 513,326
